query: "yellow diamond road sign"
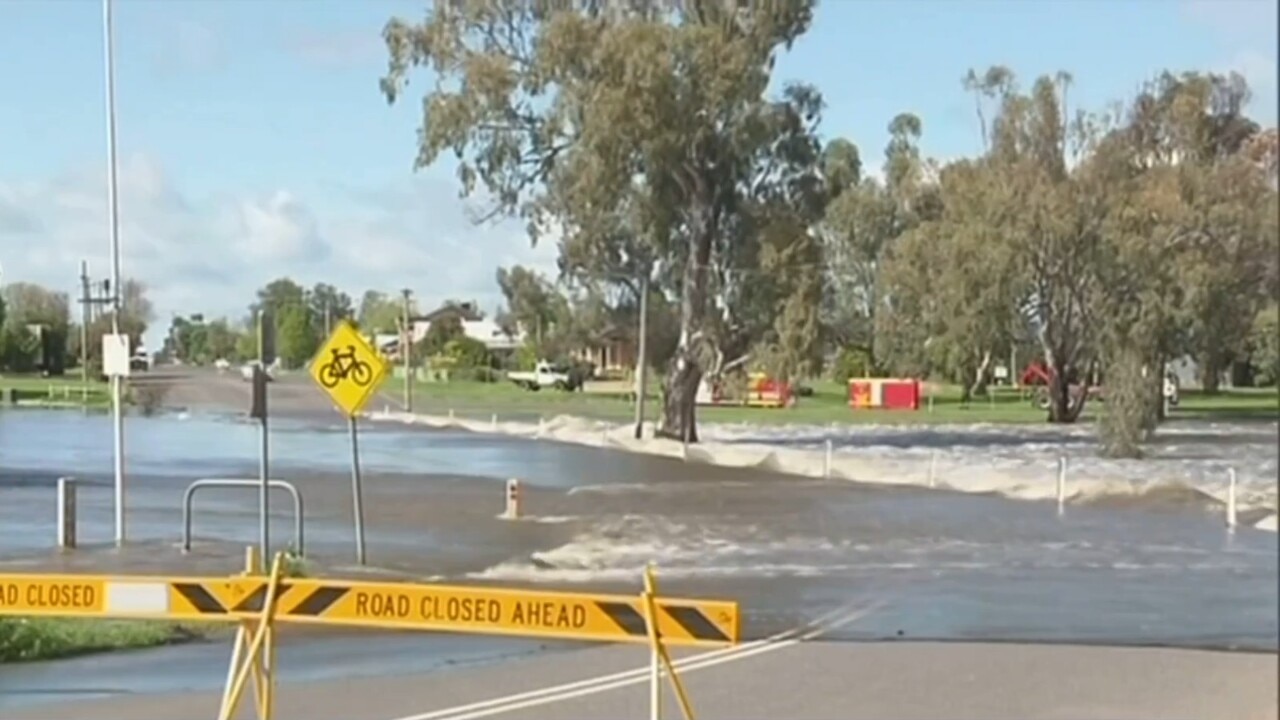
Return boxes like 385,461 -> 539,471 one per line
308,320 -> 389,416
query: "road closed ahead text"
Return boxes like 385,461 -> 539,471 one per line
303,581 -> 740,645
350,588 -> 592,633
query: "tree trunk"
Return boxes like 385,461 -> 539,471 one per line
1043,345 -> 1086,423
966,350 -> 992,400
1100,348 -> 1151,458
657,196 -> 715,444
1199,352 -> 1222,394
661,360 -> 702,443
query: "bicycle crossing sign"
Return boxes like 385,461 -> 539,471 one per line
307,320 -> 390,416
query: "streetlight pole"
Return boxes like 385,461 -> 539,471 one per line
79,261 -> 90,388
401,289 -> 413,413
103,0 -> 127,546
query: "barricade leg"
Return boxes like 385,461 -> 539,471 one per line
218,550 -> 285,720
223,547 -> 259,711
642,564 -> 696,720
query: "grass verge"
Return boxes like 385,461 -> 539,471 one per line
0,374 -> 111,408
0,617 -> 205,663
396,378 -> 1279,426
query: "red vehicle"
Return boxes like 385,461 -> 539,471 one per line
1019,359 -> 1100,409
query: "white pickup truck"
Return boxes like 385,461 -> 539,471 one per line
507,361 -> 581,392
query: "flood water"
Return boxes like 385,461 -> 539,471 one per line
0,407 -> 1276,708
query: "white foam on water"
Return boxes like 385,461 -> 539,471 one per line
462,513 -> 1237,584
567,483 -> 657,496
364,409 -> 1279,530
492,514 -> 579,524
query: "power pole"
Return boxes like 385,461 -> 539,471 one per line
401,289 -> 413,413
634,273 -> 650,439
324,299 -> 332,337
79,261 -> 90,386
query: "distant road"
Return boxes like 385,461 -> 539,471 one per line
139,365 -> 395,418
13,639 -> 1277,720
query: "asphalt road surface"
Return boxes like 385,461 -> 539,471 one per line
139,365 -> 353,417
8,639 -> 1276,720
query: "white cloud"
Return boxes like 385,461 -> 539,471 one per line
149,19 -> 226,75
1182,0 -> 1279,123
0,155 -> 559,350
285,29 -> 384,69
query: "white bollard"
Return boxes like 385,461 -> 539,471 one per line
448,408 -> 455,421
1226,468 -> 1237,531
504,478 -> 522,520
1056,456 -> 1067,515
491,413 -> 498,430
823,439 -> 833,478
927,451 -> 937,489
57,477 -> 77,549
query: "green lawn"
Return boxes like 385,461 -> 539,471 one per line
0,618 -> 202,663
398,377 -> 1279,426
0,373 -> 111,407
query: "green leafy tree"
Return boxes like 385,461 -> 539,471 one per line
2,282 -> 70,373
495,266 -> 568,345
309,283 -> 354,337
1,325 -> 39,372
1250,303 -> 1279,385
275,304 -> 318,369
251,278 -> 307,325
382,1 -> 830,442
357,290 -> 408,334
420,314 -> 464,359
444,336 -> 490,369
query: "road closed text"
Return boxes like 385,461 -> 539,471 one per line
350,591 -> 589,631
0,582 -> 99,611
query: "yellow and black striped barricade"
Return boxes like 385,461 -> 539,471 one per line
0,553 -> 739,720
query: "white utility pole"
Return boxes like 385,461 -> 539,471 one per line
103,0 -> 127,545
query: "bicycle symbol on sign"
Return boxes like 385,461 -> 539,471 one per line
318,345 -> 373,389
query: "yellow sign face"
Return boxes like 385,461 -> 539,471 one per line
0,574 -> 740,648
307,320 -> 389,416
0,577 -> 106,614
251,578 -> 739,647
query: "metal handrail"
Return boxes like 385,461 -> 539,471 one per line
181,478 -> 304,556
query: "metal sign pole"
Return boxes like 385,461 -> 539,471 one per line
308,319 -> 385,568
258,370 -> 270,562
349,414 -> 367,565
256,310 -> 274,563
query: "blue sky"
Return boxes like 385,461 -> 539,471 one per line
0,0 -> 1275,351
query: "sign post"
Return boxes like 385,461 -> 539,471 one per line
101,331 -> 130,545
252,311 -> 275,563
307,320 -> 389,565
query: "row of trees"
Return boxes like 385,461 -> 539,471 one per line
380,1 -> 1277,452
169,279 -> 489,370
0,280 -> 153,374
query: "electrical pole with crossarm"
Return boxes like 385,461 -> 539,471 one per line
401,289 -> 414,413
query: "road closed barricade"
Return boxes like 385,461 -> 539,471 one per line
0,549 -> 738,720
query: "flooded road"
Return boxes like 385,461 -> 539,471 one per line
1,405 -> 1276,710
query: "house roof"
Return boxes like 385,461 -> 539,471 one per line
412,302 -> 484,323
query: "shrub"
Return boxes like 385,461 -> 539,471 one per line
1250,303 -> 1279,386
459,366 -> 499,383
444,337 -> 491,369
830,346 -> 874,383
